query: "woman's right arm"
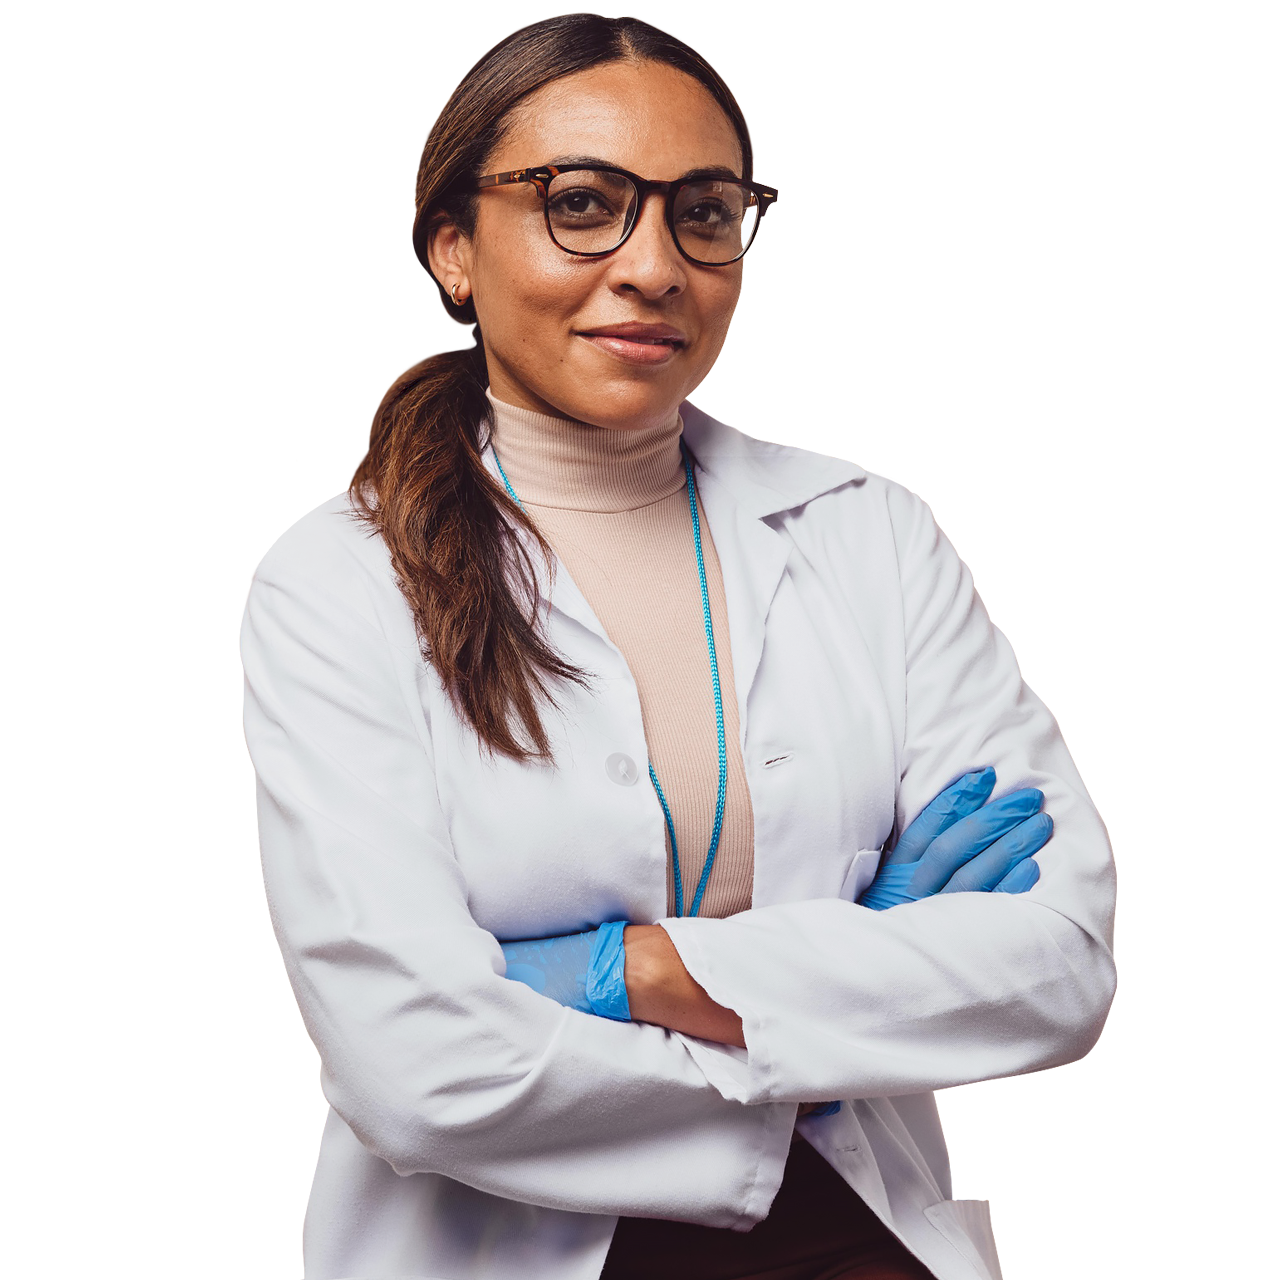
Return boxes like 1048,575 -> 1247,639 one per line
239,503 -> 794,1225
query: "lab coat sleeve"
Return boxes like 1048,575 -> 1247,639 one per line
240,507 -> 794,1224
659,480 -> 1118,1105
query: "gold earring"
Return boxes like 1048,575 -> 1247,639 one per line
451,283 -> 464,306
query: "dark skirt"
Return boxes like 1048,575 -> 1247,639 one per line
600,1136 -> 937,1280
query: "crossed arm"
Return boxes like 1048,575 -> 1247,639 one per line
503,767 -> 1055,1051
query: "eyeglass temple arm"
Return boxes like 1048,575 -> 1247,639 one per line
475,168 -> 552,190
478,169 -> 778,204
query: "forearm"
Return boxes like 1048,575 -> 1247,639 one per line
622,926 -> 829,1120
660,892 -> 1115,1105
624,923 -> 746,1048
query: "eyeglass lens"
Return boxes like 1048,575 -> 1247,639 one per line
545,170 -> 761,264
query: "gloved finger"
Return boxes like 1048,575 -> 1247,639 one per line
884,767 -> 997,865
938,812 -> 1054,894
856,861 -> 920,911
992,857 -> 1041,894
805,1101 -> 842,1117
910,788 -> 1045,893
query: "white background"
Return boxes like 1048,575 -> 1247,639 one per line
5,5 -> 1274,1274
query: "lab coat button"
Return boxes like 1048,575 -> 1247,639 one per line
605,752 -> 639,786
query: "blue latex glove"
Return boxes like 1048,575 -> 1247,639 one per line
803,769 -> 1050,1123
500,920 -> 631,1021
858,767 -> 1053,910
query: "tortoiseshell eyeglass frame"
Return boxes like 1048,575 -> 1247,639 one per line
473,163 -> 779,266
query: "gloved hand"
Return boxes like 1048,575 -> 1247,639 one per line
500,920 -> 631,1020
817,769 -> 1049,1121
858,767 -> 1053,910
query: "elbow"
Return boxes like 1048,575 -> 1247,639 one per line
1075,916 -> 1116,1034
314,1063 -> 445,1177
1016,892 -> 1118,1071
366,1126 -> 430,1182
1070,950 -> 1118,1063
315,1015 -> 566,1179
351,1114 -> 437,1179
324,1076 -> 508,1179
1031,936 -> 1118,1074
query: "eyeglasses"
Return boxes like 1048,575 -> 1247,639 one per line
474,163 -> 778,266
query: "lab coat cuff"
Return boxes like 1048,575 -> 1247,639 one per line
672,1032 -> 754,1103
659,917 -> 775,1106
739,1096 -> 797,1227
663,1027 -> 794,1227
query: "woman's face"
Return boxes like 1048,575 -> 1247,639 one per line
430,59 -> 747,431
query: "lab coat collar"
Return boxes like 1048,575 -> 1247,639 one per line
478,401 -> 866,660
478,398 -> 866,523
677,401 -> 866,519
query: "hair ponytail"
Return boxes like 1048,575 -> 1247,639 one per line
350,334 -> 588,761
350,14 -> 754,759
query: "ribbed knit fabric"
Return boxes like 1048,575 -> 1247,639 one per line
486,390 -> 754,919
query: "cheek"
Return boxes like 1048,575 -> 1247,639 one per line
692,271 -> 743,352
473,233 -> 590,354
481,249 -> 570,330
473,203 -> 586,325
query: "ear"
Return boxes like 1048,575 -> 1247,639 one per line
425,214 -> 473,304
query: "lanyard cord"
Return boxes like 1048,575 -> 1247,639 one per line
491,438 -> 728,918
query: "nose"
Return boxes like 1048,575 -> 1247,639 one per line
604,191 -> 687,300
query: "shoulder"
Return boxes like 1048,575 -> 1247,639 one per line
244,492 -> 416,648
251,491 -> 394,592
679,400 -> 929,530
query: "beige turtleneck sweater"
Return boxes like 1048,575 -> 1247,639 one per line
486,391 -> 754,920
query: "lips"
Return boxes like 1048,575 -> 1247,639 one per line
579,335 -> 681,365
578,322 -> 686,345
576,322 -> 687,366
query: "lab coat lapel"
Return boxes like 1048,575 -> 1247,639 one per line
677,402 -> 866,745
534,543 -> 613,650
689,464 -> 791,742
480,445 -> 618,656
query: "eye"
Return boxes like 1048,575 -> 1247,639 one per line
674,182 -> 750,243
680,198 -> 733,227
548,188 -> 616,221
545,170 -> 635,231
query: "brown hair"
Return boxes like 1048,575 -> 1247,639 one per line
350,14 -> 753,760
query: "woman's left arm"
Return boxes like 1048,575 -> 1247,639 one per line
650,479 -> 1118,1105
624,923 -> 748,1046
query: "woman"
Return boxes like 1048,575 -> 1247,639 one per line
241,14 -> 1117,1280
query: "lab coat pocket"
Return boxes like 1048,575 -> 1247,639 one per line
838,848 -> 882,902
923,1198 -> 1004,1280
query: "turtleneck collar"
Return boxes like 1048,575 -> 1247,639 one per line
485,389 -> 685,514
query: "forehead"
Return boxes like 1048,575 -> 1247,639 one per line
491,59 -> 744,179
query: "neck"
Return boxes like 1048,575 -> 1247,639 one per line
485,390 -> 685,514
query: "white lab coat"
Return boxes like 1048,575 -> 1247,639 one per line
241,402 -> 1117,1280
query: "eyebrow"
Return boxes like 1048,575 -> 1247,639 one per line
546,155 -> 743,181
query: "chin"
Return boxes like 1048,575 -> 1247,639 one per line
586,399 -> 684,432
568,376 -> 689,432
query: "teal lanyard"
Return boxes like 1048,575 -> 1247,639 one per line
492,439 -> 728,918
